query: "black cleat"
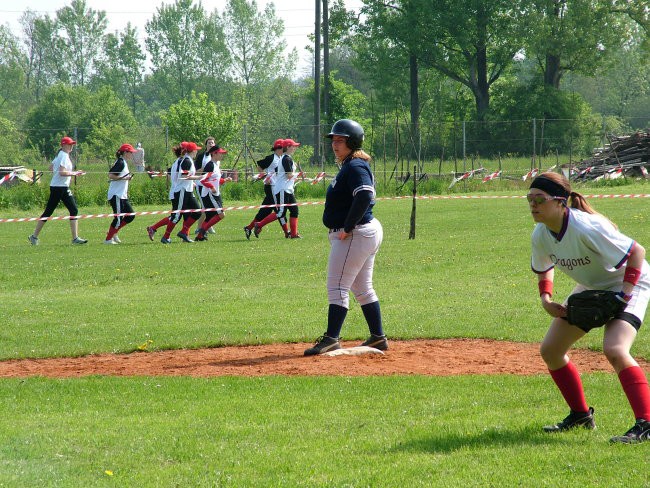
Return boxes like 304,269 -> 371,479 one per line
304,335 -> 341,356
543,407 -> 595,432
253,224 -> 261,238
610,418 -> 650,444
177,232 -> 194,243
244,226 -> 252,240
360,334 -> 389,351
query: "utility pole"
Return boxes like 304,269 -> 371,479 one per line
322,0 -> 330,165
313,0 -> 322,166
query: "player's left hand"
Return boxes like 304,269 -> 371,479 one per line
542,299 -> 567,318
338,231 -> 350,240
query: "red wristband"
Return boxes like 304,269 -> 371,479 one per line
538,279 -> 553,297
623,267 -> 641,286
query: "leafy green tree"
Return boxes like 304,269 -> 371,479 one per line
221,0 -> 290,86
161,91 -> 241,147
97,23 -> 146,113
19,11 -> 60,101
0,26 -> 28,115
24,84 -> 136,158
54,0 -> 108,86
525,0 -> 645,89
145,0 -> 222,102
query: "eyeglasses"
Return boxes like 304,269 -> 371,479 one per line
526,194 -> 565,204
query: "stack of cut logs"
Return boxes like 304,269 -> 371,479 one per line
570,130 -> 650,181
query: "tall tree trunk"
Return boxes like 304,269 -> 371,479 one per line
409,53 -> 420,161
544,53 -> 562,88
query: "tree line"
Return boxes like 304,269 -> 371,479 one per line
0,0 -> 648,167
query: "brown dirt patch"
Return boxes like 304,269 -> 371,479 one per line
1,339 -> 649,378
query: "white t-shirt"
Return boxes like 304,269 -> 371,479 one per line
531,207 -> 648,289
50,150 -> 73,187
107,158 -> 130,200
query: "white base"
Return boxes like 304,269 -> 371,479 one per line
323,346 -> 385,357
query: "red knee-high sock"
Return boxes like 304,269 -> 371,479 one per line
246,219 -> 257,230
203,214 -> 223,230
257,212 -> 277,229
151,217 -> 169,231
290,217 -> 298,237
619,366 -> 650,420
181,217 -> 196,235
549,362 -> 589,413
106,226 -> 119,240
163,220 -> 177,238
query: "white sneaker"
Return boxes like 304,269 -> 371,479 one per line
28,234 -> 39,246
112,235 -> 121,244
72,237 -> 88,245
103,239 -> 116,245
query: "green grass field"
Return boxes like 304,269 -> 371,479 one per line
0,185 -> 648,486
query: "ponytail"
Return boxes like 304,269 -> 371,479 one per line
172,145 -> 182,157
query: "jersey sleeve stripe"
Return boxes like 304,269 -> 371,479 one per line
614,241 -> 635,269
352,185 -> 375,197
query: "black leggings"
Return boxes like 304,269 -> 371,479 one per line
109,196 -> 135,229
41,186 -> 78,219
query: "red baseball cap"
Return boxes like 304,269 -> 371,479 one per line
272,139 -> 285,150
208,145 -> 227,155
60,136 -> 76,146
283,138 -> 300,147
181,141 -> 202,152
119,143 -> 137,153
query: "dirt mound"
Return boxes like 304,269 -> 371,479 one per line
1,339 -> 647,378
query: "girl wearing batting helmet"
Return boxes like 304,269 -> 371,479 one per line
103,143 -> 138,244
29,136 -> 87,245
304,119 -> 387,356
529,172 -> 650,443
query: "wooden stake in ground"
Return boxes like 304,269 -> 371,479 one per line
409,164 -> 416,240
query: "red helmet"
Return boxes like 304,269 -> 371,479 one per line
119,143 -> 137,153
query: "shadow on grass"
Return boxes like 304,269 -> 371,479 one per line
392,425 -> 576,453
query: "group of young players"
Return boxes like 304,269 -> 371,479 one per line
25,126 -> 650,444
28,135 -> 305,245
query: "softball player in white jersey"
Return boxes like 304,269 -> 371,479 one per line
195,145 -> 232,241
305,119 -> 387,356
529,172 -> 650,443
244,139 -> 284,239
104,144 -> 137,244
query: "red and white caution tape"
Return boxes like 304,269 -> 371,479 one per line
3,193 -> 650,224
482,170 -> 501,183
0,171 -> 17,186
522,168 -> 539,181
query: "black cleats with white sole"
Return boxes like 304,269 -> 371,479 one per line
543,407 -> 595,432
304,335 -> 341,356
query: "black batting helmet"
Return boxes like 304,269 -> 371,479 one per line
326,119 -> 364,150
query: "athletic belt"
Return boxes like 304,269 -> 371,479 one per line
328,219 -> 373,234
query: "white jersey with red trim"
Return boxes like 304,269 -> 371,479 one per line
199,160 -> 222,197
531,207 -> 649,289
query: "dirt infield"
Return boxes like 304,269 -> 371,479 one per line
1,338 -> 649,378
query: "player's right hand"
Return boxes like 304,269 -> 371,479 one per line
542,299 -> 567,318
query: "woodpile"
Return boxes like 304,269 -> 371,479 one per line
570,130 -> 650,181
